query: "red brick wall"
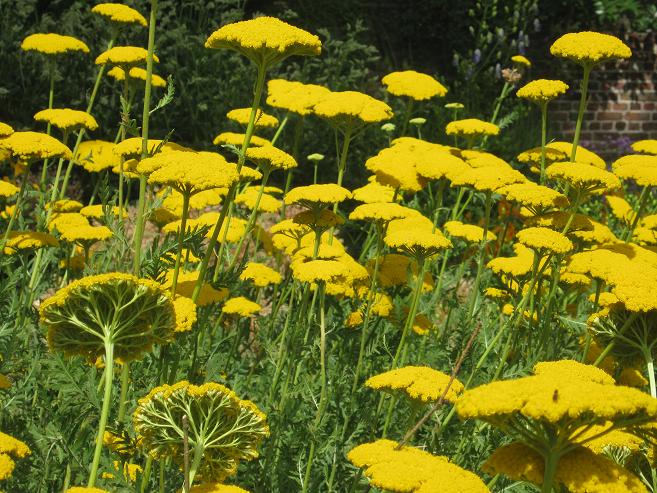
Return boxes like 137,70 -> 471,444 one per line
550,32 -> 657,161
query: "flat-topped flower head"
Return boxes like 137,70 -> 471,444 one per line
511,54 -> 531,67
351,180 -> 396,203
446,118 -> 500,137
3,231 -> 58,255
550,31 -> 631,66
163,270 -> 228,307
285,183 -> 351,209
291,257 -> 351,285
227,108 -> 278,128
235,187 -> 280,213
632,139 -> 657,155
91,3 -> 147,27
266,79 -> 330,115
107,67 -> 167,87
80,204 -> 127,220
146,154 -> 240,196
450,166 -> 526,193
381,70 -> 448,101
517,227 -> 574,255
245,145 -> 297,171
487,243 -> 536,278
75,140 -> 118,172
517,79 -> 569,104
0,122 -> 14,137
222,296 -> 261,317
0,432 -> 31,480
414,152 -> 470,181
365,366 -> 463,403
444,220 -> 497,243
313,90 -> 393,130
349,202 -> 414,223
548,142 -> 606,169
40,273 -> 176,362
21,33 -> 89,55
0,181 -> 20,199
1,131 -> 72,161
547,161 -> 620,194
385,227 -> 451,259
205,16 -> 321,68
348,439 -> 490,493
239,262 -> 282,287
95,46 -> 159,66
498,183 -> 569,215
213,132 -> 270,148
612,154 -> 657,187
134,381 -> 269,482
34,108 -> 98,132
517,145 -> 568,166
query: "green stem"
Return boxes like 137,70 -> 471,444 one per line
270,112 -> 289,146
391,256 -> 426,369
2,163 -> 31,243
466,191 -> 492,318
539,102 -> 548,185
570,64 -> 592,163
39,61 -> 56,192
140,456 -> 153,493
624,185 -> 650,241
116,363 -> 130,422
88,342 -> 114,487
187,442 -> 205,488
541,451 -> 559,493
400,99 -> 414,136
171,192 -> 191,296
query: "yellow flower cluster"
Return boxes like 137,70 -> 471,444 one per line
365,366 -> 463,403
313,90 -> 393,127
348,439 -> 490,493
516,79 -> 569,104
444,220 -> 497,243
163,270 -> 228,306
266,79 -> 331,115
21,33 -> 89,55
516,227 -> 573,255
632,139 -> 657,155
0,121 -> 14,137
285,183 -> 351,208
0,431 -> 30,480
3,231 -> 59,254
235,187 -> 280,213
0,181 -> 20,198
227,108 -> 279,128
499,182 -> 569,214
107,66 -> 167,87
213,132 -> 270,148
612,154 -> 657,187
222,296 -> 262,317
511,54 -> 531,67
351,181 -> 396,203
95,46 -> 159,66
445,118 -> 500,137
1,131 -> 72,161
245,145 -> 297,171
239,262 -> 282,287
34,108 -> 98,132
180,484 -> 250,493
381,70 -> 448,100
546,161 -> 620,193
349,202 -> 413,223
550,31 -> 631,65
450,166 -> 526,193
384,217 -> 451,259
91,3 -> 147,27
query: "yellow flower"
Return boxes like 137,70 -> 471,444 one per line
414,152 -> 470,182
348,439 -> 490,493
222,296 -> 261,317
266,79 -> 330,115
146,153 -> 240,195
449,166 -> 526,192
0,121 -> 14,137
1,131 -> 72,161
48,212 -> 90,233
75,140 -> 118,172
631,139 -> 657,155
606,195 -> 634,223
21,33 -> 89,55
235,187 -> 280,213
291,258 -> 351,284
34,108 -> 98,132
91,3 -> 147,27
524,210 -> 593,232
498,182 -> 569,215
365,366 -> 463,403
95,46 -> 159,66
107,66 -> 167,87
245,145 -> 297,171
3,231 -> 59,254
444,220 -> 497,243
0,431 -> 30,479
47,199 -> 83,213
547,161 -> 620,193
213,132 -> 271,148
381,70 -> 447,100
349,202 -> 414,223
612,154 -> 657,187
312,91 -> 393,129
285,183 -> 351,208
550,31 -> 631,66
113,138 -> 189,160
548,142 -> 606,169
227,108 -> 278,128
351,181 -> 396,203
511,54 -> 531,67
385,226 -> 451,259
239,262 -> 282,287
80,204 -> 127,220
66,486 -> 111,492
0,181 -> 20,198
516,79 -> 569,104
205,16 -> 321,67
517,145 -> 568,166
163,270 -> 228,306
487,243 -> 535,277
445,118 -> 499,137
172,295 -> 197,332
516,226 -> 573,255
59,224 -> 112,245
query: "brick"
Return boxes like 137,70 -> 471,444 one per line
601,122 -> 613,130
588,122 -> 601,130
629,122 -> 641,130
551,111 -> 569,121
616,121 -> 627,130
630,102 -> 642,110
625,112 -> 652,121
644,103 -> 655,110
642,122 -> 657,131
597,112 -> 623,121
612,102 -> 629,111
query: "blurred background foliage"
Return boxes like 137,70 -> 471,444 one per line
1,0 -> 656,188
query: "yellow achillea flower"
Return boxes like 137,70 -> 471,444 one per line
227,108 -> 278,128
371,159 -> 426,192
234,188 -> 280,213
3,231 -> 59,254
95,46 -> 159,66
485,442 -> 645,493
365,366 -> 463,403
1,131 -> 72,161
612,154 -> 657,187
0,181 -> 20,198
385,227 -> 451,259
511,54 -> 531,67
34,108 -> 98,132
107,66 -> 167,87
349,202 -> 413,223
134,381 -> 269,482
239,262 -> 282,287
348,439 -> 490,493
21,33 -> 89,55
632,139 -> 657,155
213,132 -> 270,148
291,257 -> 352,286
163,270 -> 228,307
172,295 -> 197,332
40,273 -> 176,361
445,118 -> 499,137
578,422 -> 644,455
381,70 -> 447,100
516,79 -> 569,103
547,161 -> 620,193
524,211 -> 593,233
313,91 -> 393,129
0,121 -> 14,137
532,359 -> 615,384
205,16 -> 321,67
450,166 -> 526,193
285,183 -> 351,208
414,152 -> 470,182
245,145 -> 297,171
59,224 -> 112,245
222,296 -> 262,317
80,204 -> 127,219
179,484 -> 250,493
75,140 -> 118,172
266,79 -> 330,115
517,145 -> 568,166
606,195 -> 634,223
487,243 -> 535,277
444,220 -> 497,243
146,154 -> 240,195
47,199 -> 83,212
369,253 -> 433,291
498,183 -> 569,215
113,137 -> 189,160
548,142 -> 606,169
351,181 -> 396,203
48,212 -> 89,233
517,227 -> 573,255
91,3 -> 147,27
0,431 -> 30,479
161,188 -> 226,216
550,31 -> 631,66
